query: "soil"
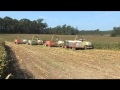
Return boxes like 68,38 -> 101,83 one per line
5,41 -> 120,79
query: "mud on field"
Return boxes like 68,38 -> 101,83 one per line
5,41 -> 120,79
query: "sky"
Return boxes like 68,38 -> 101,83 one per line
0,11 -> 120,31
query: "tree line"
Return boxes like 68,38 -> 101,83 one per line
0,16 -> 119,36
0,16 -> 47,34
111,27 -> 120,37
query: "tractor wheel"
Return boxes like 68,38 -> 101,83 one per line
72,47 -> 76,50
58,45 -> 61,47
64,46 -> 68,49
84,45 -> 87,50
27,43 -> 29,45
44,44 -> 47,47
30,43 -> 32,45
48,45 -> 51,47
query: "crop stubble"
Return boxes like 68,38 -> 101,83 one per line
5,41 -> 120,79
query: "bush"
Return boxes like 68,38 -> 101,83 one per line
111,33 -> 116,37
0,39 -> 5,46
0,39 -> 7,78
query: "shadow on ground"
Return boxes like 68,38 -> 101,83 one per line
2,45 -> 34,79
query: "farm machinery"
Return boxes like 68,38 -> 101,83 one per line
27,36 -> 44,45
14,36 -> 28,44
44,36 -> 64,47
63,35 -> 93,50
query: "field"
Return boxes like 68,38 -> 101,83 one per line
0,34 -> 120,79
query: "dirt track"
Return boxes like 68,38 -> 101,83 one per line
5,41 -> 120,79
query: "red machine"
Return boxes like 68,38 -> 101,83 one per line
44,36 -> 57,47
14,36 -> 28,44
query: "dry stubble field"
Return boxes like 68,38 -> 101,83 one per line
1,34 -> 120,79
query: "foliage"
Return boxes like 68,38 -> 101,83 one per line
0,39 -> 7,78
111,27 -> 120,37
79,29 -> 112,36
0,16 -> 47,34
0,16 -> 112,35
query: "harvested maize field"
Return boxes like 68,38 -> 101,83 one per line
5,41 -> 120,79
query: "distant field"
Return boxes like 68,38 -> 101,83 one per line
0,34 -> 120,50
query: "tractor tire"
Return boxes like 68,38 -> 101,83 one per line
72,47 -> 76,50
44,44 -> 47,47
48,45 -> 51,47
64,46 -> 68,49
27,43 -> 30,45
58,45 -> 61,47
84,45 -> 87,50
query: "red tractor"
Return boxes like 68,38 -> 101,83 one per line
14,36 -> 28,44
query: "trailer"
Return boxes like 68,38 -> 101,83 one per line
14,36 -> 28,44
63,35 -> 93,50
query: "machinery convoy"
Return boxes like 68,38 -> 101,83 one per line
14,35 -> 93,50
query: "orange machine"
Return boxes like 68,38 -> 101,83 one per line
45,41 -> 57,47
44,36 -> 58,47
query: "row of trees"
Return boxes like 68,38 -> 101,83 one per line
79,29 -> 112,35
0,16 -> 119,36
0,16 -> 82,35
0,16 -> 47,34
46,27 -> 112,35
46,24 -> 80,35
111,27 -> 120,37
